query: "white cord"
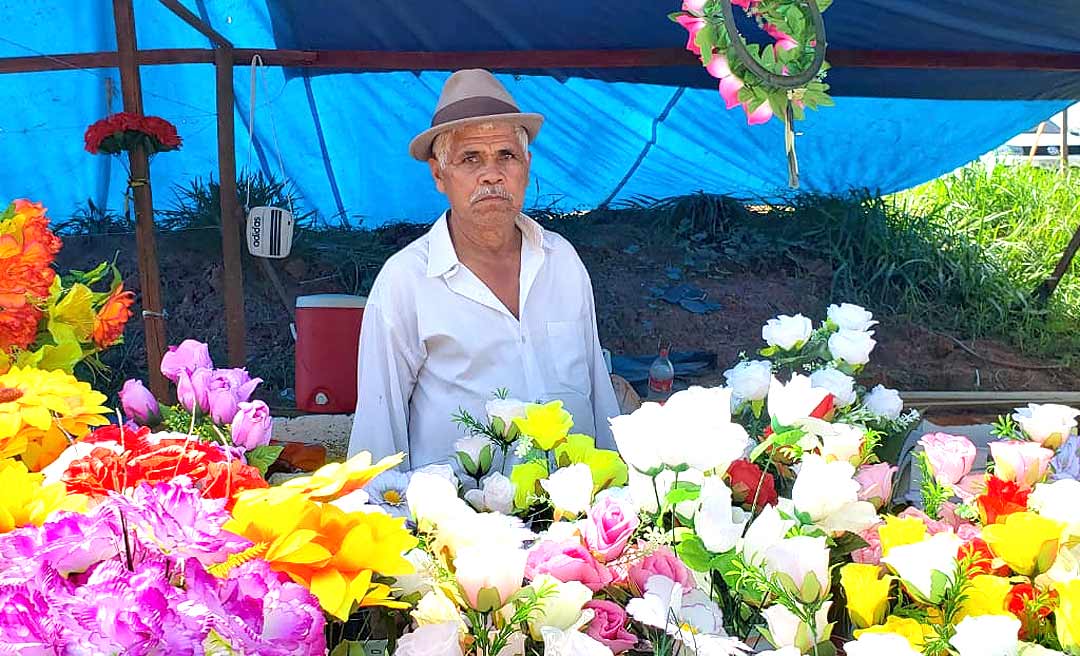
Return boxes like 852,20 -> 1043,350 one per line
245,54 -> 295,217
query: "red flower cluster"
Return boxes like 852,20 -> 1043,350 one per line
977,476 -> 1030,525
62,425 -> 267,507
726,459 -> 778,510
84,112 -> 182,155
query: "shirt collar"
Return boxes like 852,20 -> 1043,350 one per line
425,210 -> 551,278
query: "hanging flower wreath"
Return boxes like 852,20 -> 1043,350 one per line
83,112 -> 183,156
673,0 -> 832,126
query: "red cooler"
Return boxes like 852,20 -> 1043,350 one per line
294,294 -> 366,413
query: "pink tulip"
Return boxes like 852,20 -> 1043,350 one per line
584,600 -> 638,653
628,547 -> 692,595
119,379 -> 161,426
743,100 -> 774,125
682,0 -> 706,14
675,15 -> 706,55
231,400 -> 273,451
525,540 -> 613,592
855,462 -> 896,510
160,339 -> 213,383
582,495 -> 639,563
177,367 -> 212,414
989,440 -> 1053,490
918,432 -> 977,486
705,54 -> 732,79
719,75 -> 743,109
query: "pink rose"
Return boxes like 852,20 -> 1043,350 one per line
583,495 -> 639,563
628,547 -> 692,595
851,523 -> 883,565
525,540 -> 613,592
584,600 -> 637,653
854,462 -> 896,510
898,506 -> 952,536
681,0 -> 706,14
989,440 -> 1053,490
918,432 -> 977,485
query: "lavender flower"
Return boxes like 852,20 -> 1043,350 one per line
160,339 -> 214,383
1052,434 -> 1080,481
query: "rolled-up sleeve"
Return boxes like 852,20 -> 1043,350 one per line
348,291 -> 423,466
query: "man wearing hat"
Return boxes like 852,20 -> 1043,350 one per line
347,69 -> 620,470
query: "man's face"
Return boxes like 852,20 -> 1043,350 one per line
429,123 -> 530,225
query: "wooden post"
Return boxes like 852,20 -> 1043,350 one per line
112,0 -> 169,400
1028,121 -> 1046,166
216,47 -> 247,367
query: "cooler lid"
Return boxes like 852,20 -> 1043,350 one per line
296,294 -> 367,309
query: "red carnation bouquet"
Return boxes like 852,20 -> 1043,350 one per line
84,112 -> 182,156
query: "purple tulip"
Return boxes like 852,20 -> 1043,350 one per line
231,400 -> 272,451
160,339 -> 213,383
210,368 -> 262,404
119,379 -> 161,426
177,367 -> 212,415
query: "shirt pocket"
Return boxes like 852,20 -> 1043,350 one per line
545,320 -> 590,393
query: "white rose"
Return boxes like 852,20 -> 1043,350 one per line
610,403 -> 665,473
809,367 -> 857,408
768,374 -> 831,427
1012,403 -> 1080,449
949,615 -> 1021,656
739,503 -> 797,566
760,602 -> 832,653
414,462 -> 460,486
791,454 -> 859,522
764,536 -> 831,602
828,329 -> 876,366
540,463 -> 594,515
658,393 -> 750,473
454,546 -> 528,612
540,610 -> 614,656
454,436 -> 493,476
762,314 -> 813,351
395,622 -> 463,656
864,385 -> 904,420
819,423 -> 866,465
411,588 -> 466,629
394,548 -> 437,598
724,360 -> 773,403
525,574 -> 593,640
844,633 -> 921,656
487,397 -> 528,436
881,532 -> 962,602
464,472 -> 516,515
1029,479 -> 1080,525
407,472 -> 469,529
828,303 -> 878,332
438,511 -> 534,556
694,476 -> 749,553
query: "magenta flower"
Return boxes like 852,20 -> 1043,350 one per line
582,494 -> 639,563
120,379 -> 162,426
160,339 -> 214,383
584,599 -> 638,653
207,368 -> 263,425
231,400 -> 273,451
675,14 -> 706,55
177,367 -> 212,415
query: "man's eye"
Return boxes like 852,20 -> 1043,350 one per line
462,155 -> 479,163
501,152 -> 516,160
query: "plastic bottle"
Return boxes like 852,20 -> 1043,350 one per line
647,345 -> 675,401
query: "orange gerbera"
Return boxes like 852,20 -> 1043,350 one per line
0,200 -> 62,351
91,283 -> 135,348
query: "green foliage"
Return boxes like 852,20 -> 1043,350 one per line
159,170 -> 315,233
54,199 -> 134,236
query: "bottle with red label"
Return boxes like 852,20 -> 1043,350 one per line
647,344 -> 675,401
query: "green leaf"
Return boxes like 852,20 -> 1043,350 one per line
246,445 -> 284,477
831,531 -> 870,557
478,444 -> 494,473
456,451 -> 477,474
675,535 -> 714,572
665,481 -> 701,509
928,569 -> 951,604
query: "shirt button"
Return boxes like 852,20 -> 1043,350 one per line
520,334 -> 526,343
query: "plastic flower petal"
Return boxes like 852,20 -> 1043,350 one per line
982,511 -> 1063,576
840,563 -> 892,628
513,400 -> 574,450
280,451 -> 404,502
0,457 -> 86,532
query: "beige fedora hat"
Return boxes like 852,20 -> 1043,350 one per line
409,69 -> 544,161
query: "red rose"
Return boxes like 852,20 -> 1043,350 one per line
977,476 -> 1030,525
63,447 -> 130,496
726,459 -> 778,510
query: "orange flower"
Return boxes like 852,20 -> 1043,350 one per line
91,284 -> 134,348
0,200 -> 61,351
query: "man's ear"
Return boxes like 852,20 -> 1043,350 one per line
428,158 -> 446,194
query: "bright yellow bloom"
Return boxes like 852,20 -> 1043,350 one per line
226,484 -> 418,621
510,459 -> 549,510
1055,579 -> 1080,653
840,563 -> 892,628
855,615 -> 934,651
513,401 -> 573,451
959,575 -> 1013,619
553,433 -> 628,493
0,458 -> 86,532
983,511 -> 1063,576
280,451 -> 403,502
0,366 -> 109,471
878,515 -> 928,557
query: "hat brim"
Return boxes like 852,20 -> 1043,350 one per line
409,112 -> 544,161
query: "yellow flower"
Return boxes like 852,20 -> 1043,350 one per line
553,433 -> 628,493
982,511 -> 1063,576
510,459 -> 549,510
513,401 -> 573,451
855,615 -> 934,651
878,515 -> 928,557
840,563 -> 892,628
280,451 -> 403,502
1055,579 -> 1080,653
959,575 -> 1013,619
0,457 -> 86,532
0,366 -> 110,471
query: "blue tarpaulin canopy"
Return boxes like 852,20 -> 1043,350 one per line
0,0 -> 1077,224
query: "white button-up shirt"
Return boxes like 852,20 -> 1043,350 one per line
347,211 -> 620,470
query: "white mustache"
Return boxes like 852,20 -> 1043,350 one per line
470,185 -> 513,204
